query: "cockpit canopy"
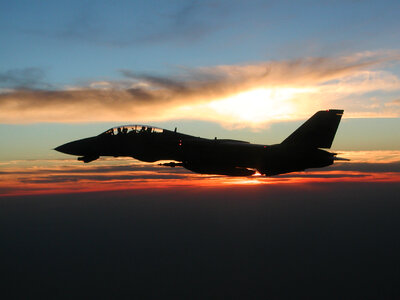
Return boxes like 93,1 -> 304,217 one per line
101,125 -> 164,136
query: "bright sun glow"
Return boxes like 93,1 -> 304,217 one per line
207,87 -> 312,124
174,87 -> 317,127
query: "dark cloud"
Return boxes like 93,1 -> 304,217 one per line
386,98 -> 400,106
1,157 -> 399,197
20,173 -> 188,184
125,88 -> 156,102
56,3 -> 102,42
329,162 -> 400,173
129,1 -> 227,46
26,161 -> 400,176
121,70 -> 190,92
0,187 -> 17,195
6,160 -> 400,185
20,2 -> 107,46
22,1 -> 226,47
0,67 -> 49,89
0,163 -> 191,175
279,173 -> 369,179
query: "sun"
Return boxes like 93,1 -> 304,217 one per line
173,87 -> 315,127
206,87 -> 308,125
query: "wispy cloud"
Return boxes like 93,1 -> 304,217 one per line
385,98 -> 400,107
0,67 -> 50,89
1,51 -> 399,126
1,151 -> 399,197
127,0 -> 227,45
22,1 -> 227,47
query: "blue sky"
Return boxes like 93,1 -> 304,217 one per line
1,0 -> 400,160
2,0 -> 400,85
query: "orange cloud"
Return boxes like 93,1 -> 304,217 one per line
1,51 -> 400,127
1,150 -> 399,197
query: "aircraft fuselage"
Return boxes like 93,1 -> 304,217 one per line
55,110 -> 345,176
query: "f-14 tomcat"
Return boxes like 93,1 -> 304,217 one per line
55,109 -> 346,176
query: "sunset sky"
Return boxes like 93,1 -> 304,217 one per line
1,1 -> 400,297
1,0 -> 400,194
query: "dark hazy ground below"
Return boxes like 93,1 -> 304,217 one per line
1,182 -> 400,299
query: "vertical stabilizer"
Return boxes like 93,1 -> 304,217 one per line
281,109 -> 343,149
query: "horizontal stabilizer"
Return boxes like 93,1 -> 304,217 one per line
333,156 -> 350,161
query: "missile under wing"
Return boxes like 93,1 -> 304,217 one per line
55,109 -> 345,176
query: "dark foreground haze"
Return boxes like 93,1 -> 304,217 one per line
2,181 -> 400,299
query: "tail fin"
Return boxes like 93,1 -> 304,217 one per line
281,109 -> 343,149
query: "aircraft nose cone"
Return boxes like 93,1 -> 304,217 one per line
54,144 -> 67,153
54,141 -> 81,155
54,143 -> 72,154
54,137 -> 96,156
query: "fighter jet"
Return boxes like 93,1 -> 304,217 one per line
55,109 -> 346,176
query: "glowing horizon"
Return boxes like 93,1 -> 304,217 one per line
1,150 -> 399,197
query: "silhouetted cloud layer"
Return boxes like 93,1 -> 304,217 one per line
1,151 -> 399,196
1,51 -> 399,125
0,67 -> 49,89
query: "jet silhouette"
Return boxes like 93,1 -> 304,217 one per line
55,109 -> 346,176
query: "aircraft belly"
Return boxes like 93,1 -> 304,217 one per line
180,144 -> 263,168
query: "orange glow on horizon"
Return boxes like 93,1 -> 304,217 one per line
1,151 -> 400,197
2,170 -> 400,197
